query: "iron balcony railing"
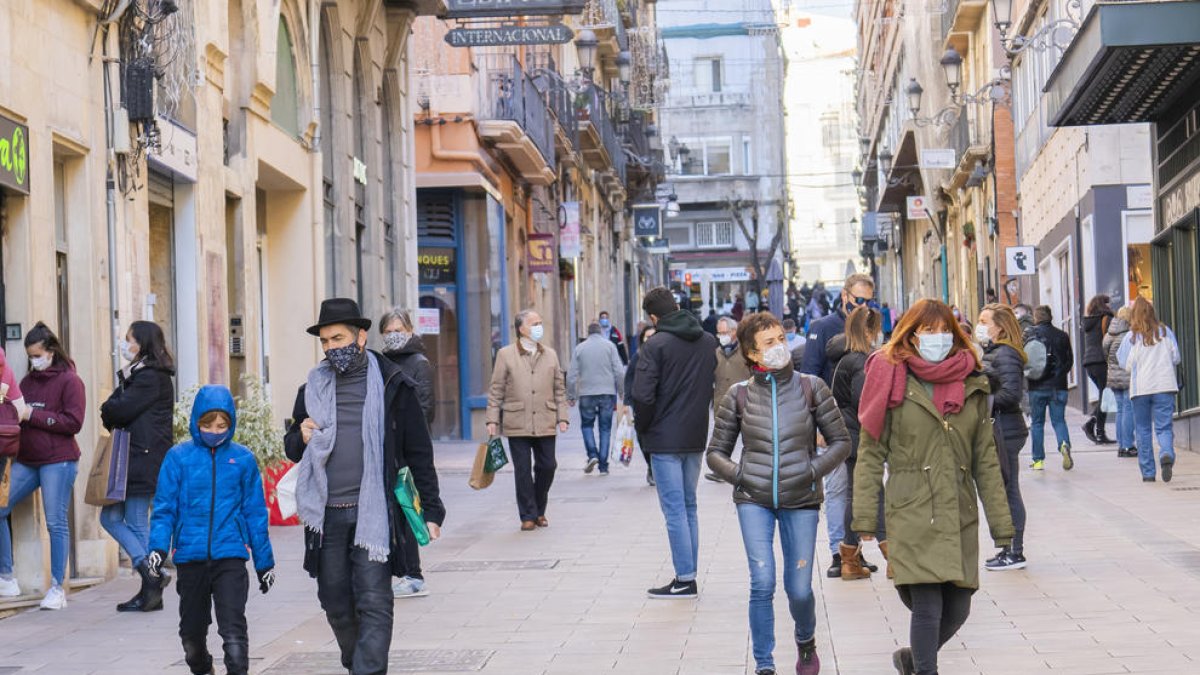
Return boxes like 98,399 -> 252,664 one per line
476,53 -> 556,171
528,52 -> 581,155
579,90 -> 627,184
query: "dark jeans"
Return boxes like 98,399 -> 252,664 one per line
401,517 -> 422,581
842,454 -> 886,546
1085,363 -> 1108,427
1028,389 -> 1070,461
509,436 -> 557,522
317,506 -> 394,675
897,582 -> 974,675
176,559 -> 250,675
996,420 -> 1029,554
579,394 -> 616,471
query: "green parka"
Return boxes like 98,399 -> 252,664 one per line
852,372 -> 1014,589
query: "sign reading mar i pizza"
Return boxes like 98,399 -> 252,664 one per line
0,114 -> 30,195
445,24 -> 574,48
443,0 -> 587,19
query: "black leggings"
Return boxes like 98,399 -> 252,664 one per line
1085,363 -> 1108,427
897,582 -> 974,675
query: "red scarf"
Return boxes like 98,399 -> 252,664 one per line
858,350 -> 977,441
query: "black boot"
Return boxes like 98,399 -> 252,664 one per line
182,637 -> 214,675
1096,427 -> 1115,445
1082,417 -> 1098,443
223,641 -> 250,675
827,553 -> 842,578
116,561 -> 152,612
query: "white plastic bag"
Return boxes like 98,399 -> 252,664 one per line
610,410 -> 635,466
275,463 -> 300,520
1101,388 -> 1117,414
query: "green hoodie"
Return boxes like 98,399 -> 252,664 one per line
655,309 -> 705,341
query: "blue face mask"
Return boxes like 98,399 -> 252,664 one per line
599,318 -> 610,328
200,430 -> 231,448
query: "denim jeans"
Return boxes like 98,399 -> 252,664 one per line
1132,392 -> 1176,479
1114,388 -> 1135,450
579,394 -> 616,471
100,493 -> 153,568
316,506 -> 394,675
736,503 -> 819,671
0,460 -> 78,585
1028,389 -> 1071,462
821,451 -> 848,556
650,453 -> 702,582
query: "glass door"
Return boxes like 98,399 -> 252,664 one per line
420,287 -> 460,440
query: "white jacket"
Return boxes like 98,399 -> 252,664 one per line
1117,326 -> 1180,398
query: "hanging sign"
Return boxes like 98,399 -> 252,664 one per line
0,115 -> 29,195
1006,245 -> 1036,276
527,232 -> 557,273
632,204 -> 662,238
443,0 -> 588,18
906,195 -> 930,220
559,201 -> 581,258
446,25 -> 575,48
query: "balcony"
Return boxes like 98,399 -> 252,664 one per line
476,54 -> 556,186
583,0 -> 630,75
667,91 -> 752,109
576,91 -> 627,195
942,0 -> 988,47
528,53 -> 581,162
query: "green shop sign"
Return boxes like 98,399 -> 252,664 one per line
0,115 -> 29,195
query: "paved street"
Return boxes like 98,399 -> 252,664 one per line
3,407 -> 1200,674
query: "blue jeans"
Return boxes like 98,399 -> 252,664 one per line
1114,388 -> 1135,450
1132,392 -> 1176,479
100,494 -> 153,567
1028,389 -> 1071,461
650,453 -> 702,582
579,394 -> 616,471
0,460 -> 78,586
821,452 -> 848,556
736,503 -> 819,671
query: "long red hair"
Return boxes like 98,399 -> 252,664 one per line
882,298 -> 981,369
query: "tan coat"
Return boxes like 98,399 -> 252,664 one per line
714,345 -> 752,412
487,341 -> 569,438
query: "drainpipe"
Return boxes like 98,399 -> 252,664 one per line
100,16 -> 124,381
310,0 -> 324,310
429,116 -> 501,188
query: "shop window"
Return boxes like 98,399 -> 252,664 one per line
272,18 -> 301,137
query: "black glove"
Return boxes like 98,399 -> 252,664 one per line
145,550 -> 167,578
257,567 -> 275,594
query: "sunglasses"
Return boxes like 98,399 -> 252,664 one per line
848,295 -> 871,306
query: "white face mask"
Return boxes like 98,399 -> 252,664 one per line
974,323 -> 992,346
30,355 -> 52,371
718,333 -> 733,347
383,331 -> 411,352
917,333 -> 954,363
120,340 -> 138,363
529,325 -> 545,342
760,343 -> 791,370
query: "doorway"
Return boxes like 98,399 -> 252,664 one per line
148,170 -> 178,356
419,286 -> 460,440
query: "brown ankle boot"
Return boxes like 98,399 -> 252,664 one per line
879,540 -> 894,579
838,542 -> 871,580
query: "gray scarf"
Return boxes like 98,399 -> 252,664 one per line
296,351 -> 391,562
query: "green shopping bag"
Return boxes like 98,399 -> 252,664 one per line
393,467 -> 431,546
483,436 -> 509,473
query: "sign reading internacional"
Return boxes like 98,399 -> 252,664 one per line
0,114 -> 30,195
444,0 -> 587,18
445,25 -> 574,48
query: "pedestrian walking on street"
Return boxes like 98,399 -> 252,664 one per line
598,310 -> 629,365
826,307 -> 886,581
147,385 -> 275,675
625,324 -> 657,485
379,308 -> 435,599
486,309 -> 569,531
707,312 -> 851,675
802,273 -> 875,578
707,315 -> 752,483
1103,307 -> 1136,458
1081,295 -> 1115,444
1025,306 -> 1075,471
1118,297 -> 1181,482
0,323 -> 85,609
284,298 -> 445,675
632,287 -> 717,599
567,322 -> 625,476
977,304 -> 1031,572
99,320 -> 176,612
853,299 -> 1014,675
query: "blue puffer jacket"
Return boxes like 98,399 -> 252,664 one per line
149,385 -> 274,570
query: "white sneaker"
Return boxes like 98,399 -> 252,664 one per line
392,576 -> 429,598
0,576 -> 19,597
39,585 -> 67,610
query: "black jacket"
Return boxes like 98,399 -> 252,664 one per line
982,343 -> 1030,444
623,349 -> 640,407
632,310 -> 717,453
384,335 -> 435,425
800,310 -> 846,384
284,351 -> 445,579
1026,322 -> 1074,391
827,335 -> 868,457
1080,312 -> 1112,366
99,361 -> 175,496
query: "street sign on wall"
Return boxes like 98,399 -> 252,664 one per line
920,149 -> 957,170
445,25 -> 574,48
1006,246 -> 1037,276
632,204 -> 662,238
906,196 -> 930,220
444,0 -> 587,18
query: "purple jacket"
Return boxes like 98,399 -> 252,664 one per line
19,363 -> 86,466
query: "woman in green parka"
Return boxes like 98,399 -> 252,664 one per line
852,299 -> 1013,675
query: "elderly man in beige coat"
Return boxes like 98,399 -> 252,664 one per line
487,309 -> 570,531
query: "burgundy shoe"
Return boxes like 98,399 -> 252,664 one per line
797,638 -> 820,674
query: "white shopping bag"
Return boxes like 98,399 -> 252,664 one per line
275,463 -> 300,520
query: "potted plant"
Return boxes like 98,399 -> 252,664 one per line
962,221 -> 976,249
560,259 -> 576,281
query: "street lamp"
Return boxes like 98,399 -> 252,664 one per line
905,79 -> 924,118
616,51 -> 632,86
964,160 -> 988,188
905,78 -> 963,127
990,0 -> 1013,38
879,147 -> 893,175
666,192 -> 680,217
575,29 -> 599,78
851,167 -> 863,186
940,46 -> 963,94
990,0 -> 1081,55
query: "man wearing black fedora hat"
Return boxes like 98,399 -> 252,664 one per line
284,298 -> 445,674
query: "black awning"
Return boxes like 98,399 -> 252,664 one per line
1046,1 -> 1200,127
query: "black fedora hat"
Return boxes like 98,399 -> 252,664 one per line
307,298 -> 373,336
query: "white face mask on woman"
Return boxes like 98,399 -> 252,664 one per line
120,340 -> 138,363
383,331 -> 411,353
760,343 -> 792,370
916,333 -> 954,363
974,323 -> 992,346
30,355 -> 52,371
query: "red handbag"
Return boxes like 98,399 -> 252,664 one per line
0,402 -> 19,458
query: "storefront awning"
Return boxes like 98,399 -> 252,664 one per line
1046,1 -> 1200,127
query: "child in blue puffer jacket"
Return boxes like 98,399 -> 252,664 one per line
147,385 -> 275,675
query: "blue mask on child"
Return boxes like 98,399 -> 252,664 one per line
200,431 -> 231,448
